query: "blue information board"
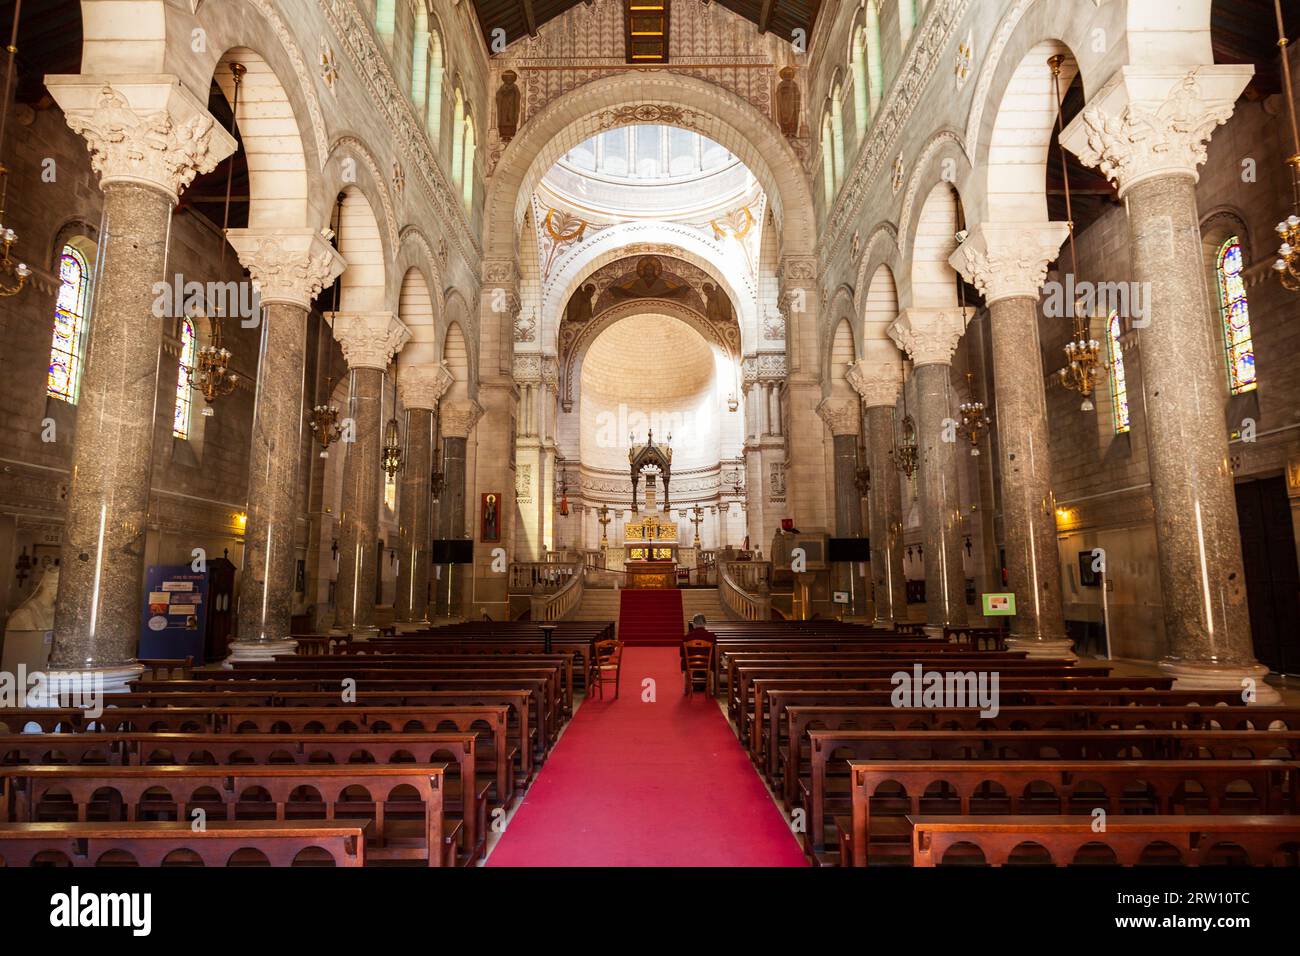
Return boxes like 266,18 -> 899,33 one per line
139,565 -> 209,661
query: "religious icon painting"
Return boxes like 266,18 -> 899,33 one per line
481,492 -> 502,542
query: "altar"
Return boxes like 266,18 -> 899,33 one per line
624,559 -> 677,589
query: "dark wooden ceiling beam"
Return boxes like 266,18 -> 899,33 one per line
757,0 -> 774,34
521,0 -> 538,37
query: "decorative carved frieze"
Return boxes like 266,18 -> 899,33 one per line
846,359 -> 903,409
1060,66 -> 1252,196
398,362 -> 455,411
327,312 -> 411,370
888,308 -> 973,367
226,228 -> 345,309
948,222 -> 1069,305
46,77 -> 237,200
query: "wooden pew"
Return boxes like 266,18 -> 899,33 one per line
908,814 -> 1300,867
0,764 -> 452,866
799,728 -> 1300,859
846,759 -> 1298,867
0,820 -> 367,867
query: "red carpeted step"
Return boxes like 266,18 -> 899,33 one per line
617,588 -> 685,646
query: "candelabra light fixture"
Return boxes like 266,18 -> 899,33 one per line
1049,52 -> 1108,412
892,415 -> 919,479
597,503 -> 612,546
0,4 -> 31,297
310,376 -> 343,458
1271,0 -> 1300,292
187,315 -> 239,415
381,373 -> 402,479
956,372 -> 991,455
690,503 -> 705,546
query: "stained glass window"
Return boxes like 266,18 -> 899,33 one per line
174,316 -> 196,439
1107,309 -> 1130,434
1216,236 -> 1256,394
47,246 -> 92,404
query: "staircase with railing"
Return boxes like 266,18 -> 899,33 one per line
508,561 -> 585,622
718,559 -> 773,621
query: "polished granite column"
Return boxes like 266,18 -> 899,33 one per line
225,230 -> 344,660
952,222 -> 1075,658
818,397 -> 867,616
890,309 -> 972,633
394,363 -> 454,624
1063,65 -> 1276,700
43,77 -> 235,688
433,400 -> 481,618
327,313 -> 411,636
848,361 -> 909,627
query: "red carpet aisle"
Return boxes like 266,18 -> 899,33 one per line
485,647 -> 807,866
616,588 -> 684,645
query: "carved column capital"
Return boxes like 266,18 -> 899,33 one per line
440,399 -> 484,438
949,222 -> 1069,305
45,75 -> 237,200
226,228 -> 345,309
846,359 -> 904,409
398,362 -> 454,411
816,397 -> 861,436
1060,65 -> 1251,197
889,308 -> 973,367
327,312 -> 410,370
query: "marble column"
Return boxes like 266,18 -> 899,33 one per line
951,222 -> 1075,659
223,231 -> 344,660
1063,65 -> 1276,700
890,309 -> 972,634
43,77 -> 235,688
433,400 -> 482,618
848,361 -> 909,627
394,363 -> 454,624
327,313 -> 411,636
818,396 -> 867,616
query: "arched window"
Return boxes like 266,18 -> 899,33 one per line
1107,309 -> 1129,434
174,316 -> 196,439
461,115 -> 476,209
411,7 -> 429,112
850,26 -> 869,138
375,0 -> 397,48
452,89 -> 465,187
866,2 -> 884,114
48,244 -> 93,404
830,87 -> 845,186
899,0 -> 918,48
427,29 -> 444,143
820,112 -> 836,201
1216,236 -> 1256,395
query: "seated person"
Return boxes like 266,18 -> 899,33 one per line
680,614 -> 717,673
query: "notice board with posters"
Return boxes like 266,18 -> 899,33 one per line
139,566 -> 209,661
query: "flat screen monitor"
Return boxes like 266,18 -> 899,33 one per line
431,539 -> 474,564
827,537 -> 871,562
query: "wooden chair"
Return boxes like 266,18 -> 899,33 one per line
589,640 -> 624,700
683,640 -> 713,698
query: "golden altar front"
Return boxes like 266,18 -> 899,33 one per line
623,512 -> 678,588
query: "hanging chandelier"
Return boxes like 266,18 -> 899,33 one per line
0,3 -> 31,297
956,373 -> 990,455
188,315 -> 239,414
1271,0 -> 1300,291
382,416 -> 402,478
892,415 -> 919,479
1049,52 -> 1108,412
309,373 -> 343,458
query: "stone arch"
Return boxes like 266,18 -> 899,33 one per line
896,130 -> 970,256
863,264 -> 904,364
326,137 -> 400,257
542,223 -> 757,354
561,298 -> 739,413
333,186 -> 386,314
76,0 -> 331,181
213,48 -> 311,230
977,39 -> 1080,224
442,320 -> 470,403
827,318 -> 858,401
853,222 -> 902,314
397,268 -> 437,367
442,290 -> 477,395
907,182 -> 965,310
485,71 -> 816,261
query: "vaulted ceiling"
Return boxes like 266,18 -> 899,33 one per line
468,0 -> 821,52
